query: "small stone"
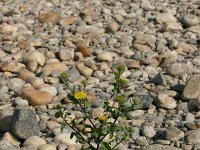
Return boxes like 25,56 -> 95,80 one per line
177,42 -> 197,53
76,63 -> 93,77
7,78 -> 25,92
68,67 -> 81,82
61,16 -> 77,25
134,32 -> 156,49
17,41 -> 30,50
13,98 -> 29,107
54,133 -> 77,146
39,84 -> 57,97
2,132 -> 21,147
106,22 -> 120,32
163,22 -> 183,32
38,11 -> 60,25
181,14 -> 199,27
129,110 -> 144,118
195,97 -> 200,110
0,140 -> 20,150
157,13 -> 177,23
23,136 -> 46,148
97,51 -> 113,62
18,68 -> 35,81
27,77 -> 44,88
157,94 -> 177,109
12,109 -> 40,139
160,51 -> 177,67
126,60 -> 140,69
185,113 -> 195,123
91,107 -> 104,118
21,87 -> 53,106
142,125 -> 156,138
37,144 -> 56,150
143,144 -> 182,150
41,62 -> 68,77
186,129 -> 200,144
58,49 -> 74,61
150,73 -> 167,86
135,136 -> 148,146
165,127 -> 184,141
75,40 -> 92,57
166,63 -> 192,77
24,51 -> 45,72
0,109 -> 14,132
182,74 -> 200,100
0,62 -> 25,73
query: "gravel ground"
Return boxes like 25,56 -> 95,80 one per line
0,0 -> 200,149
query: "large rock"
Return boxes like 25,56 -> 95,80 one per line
182,74 -> 200,100
164,127 -> 184,141
11,109 -> 40,139
22,136 -> 46,148
0,109 -> 14,132
0,140 -> 20,150
21,87 -> 53,106
186,129 -> 200,144
181,14 -> 199,27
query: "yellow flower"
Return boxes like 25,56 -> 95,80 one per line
74,91 -> 87,100
98,115 -> 108,122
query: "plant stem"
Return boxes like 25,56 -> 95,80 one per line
64,120 -> 96,149
99,112 -> 120,142
78,102 -> 97,129
112,137 -> 125,149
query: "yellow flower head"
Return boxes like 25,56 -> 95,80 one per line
74,91 -> 87,100
98,115 -> 108,122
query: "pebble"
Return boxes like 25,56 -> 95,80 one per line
39,84 -> 57,96
181,14 -> 199,27
0,0 -> 200,149
186,129 -> 200,144
156,94 -> 177,109
37,144 -> 57,150
41,62 -> 68,77
182,74 -> 200,100
22,136 -> 46,148
54,133 -> 78,146
7,78 -> 26,92
58,49 -> 74,61
38,11 -> 60,25
2,132 -> 21,147
21,87 -> 53,105
142,125 -> 156,138
76,62 -> 93,77
143,144 -> 182,150
0,140 -> 20,150
97,51 -> 113,62
0,109 -> 14,132
164,127 -> 184,141
11,109 -> 40,139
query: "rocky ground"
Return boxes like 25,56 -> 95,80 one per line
0,0 -> 200,149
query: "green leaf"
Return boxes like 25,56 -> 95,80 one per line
68,95 -> 79,104
101,141 -> 112,150
70,132 -> 76,139
55,111 -> 62,118
117,64 -> 125,73
60,72 -> 69,80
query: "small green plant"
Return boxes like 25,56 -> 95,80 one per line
55,64 -> 140,150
